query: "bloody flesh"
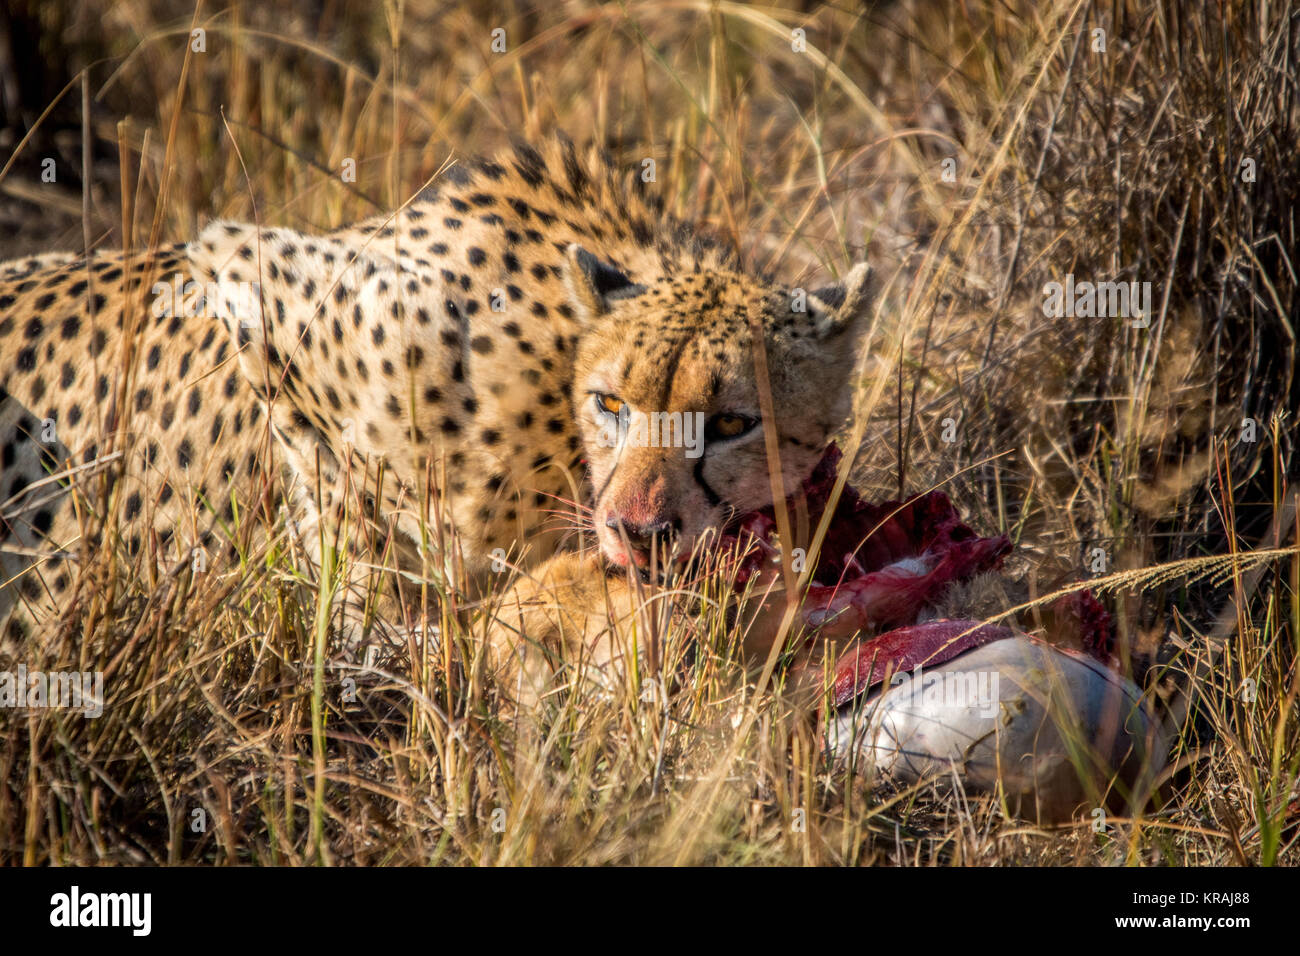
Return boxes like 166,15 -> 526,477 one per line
722,444 -> 1115,705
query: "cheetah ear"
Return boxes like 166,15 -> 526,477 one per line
562,243 -> 646,323
806,262 -> 873,339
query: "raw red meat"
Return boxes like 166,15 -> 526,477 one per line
726,443 -> 1013,632
829,620 -> 1017,708
721,443 -> 1116,701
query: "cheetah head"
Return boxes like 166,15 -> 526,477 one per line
564,246 -> 874,572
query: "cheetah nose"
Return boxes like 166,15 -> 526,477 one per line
606,515 -> 681,553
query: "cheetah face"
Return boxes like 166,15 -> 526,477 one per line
564,246 -> 873,571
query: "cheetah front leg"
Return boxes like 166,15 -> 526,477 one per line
481,551 -> 861,712
482,551 -> 650,712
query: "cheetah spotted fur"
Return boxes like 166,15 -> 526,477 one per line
0,138 -> 871,667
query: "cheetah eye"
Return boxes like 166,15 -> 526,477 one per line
705,413 -> 757,441
594,393 -> 626,417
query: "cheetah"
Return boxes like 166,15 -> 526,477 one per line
0,138 -> 871,682
0,252 -> 78,282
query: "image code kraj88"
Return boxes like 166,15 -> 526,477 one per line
0,0 -> 1296,898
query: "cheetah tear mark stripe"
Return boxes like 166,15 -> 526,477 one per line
693,456 -> 723,508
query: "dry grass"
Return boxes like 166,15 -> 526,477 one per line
1,0 -> 1297,865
